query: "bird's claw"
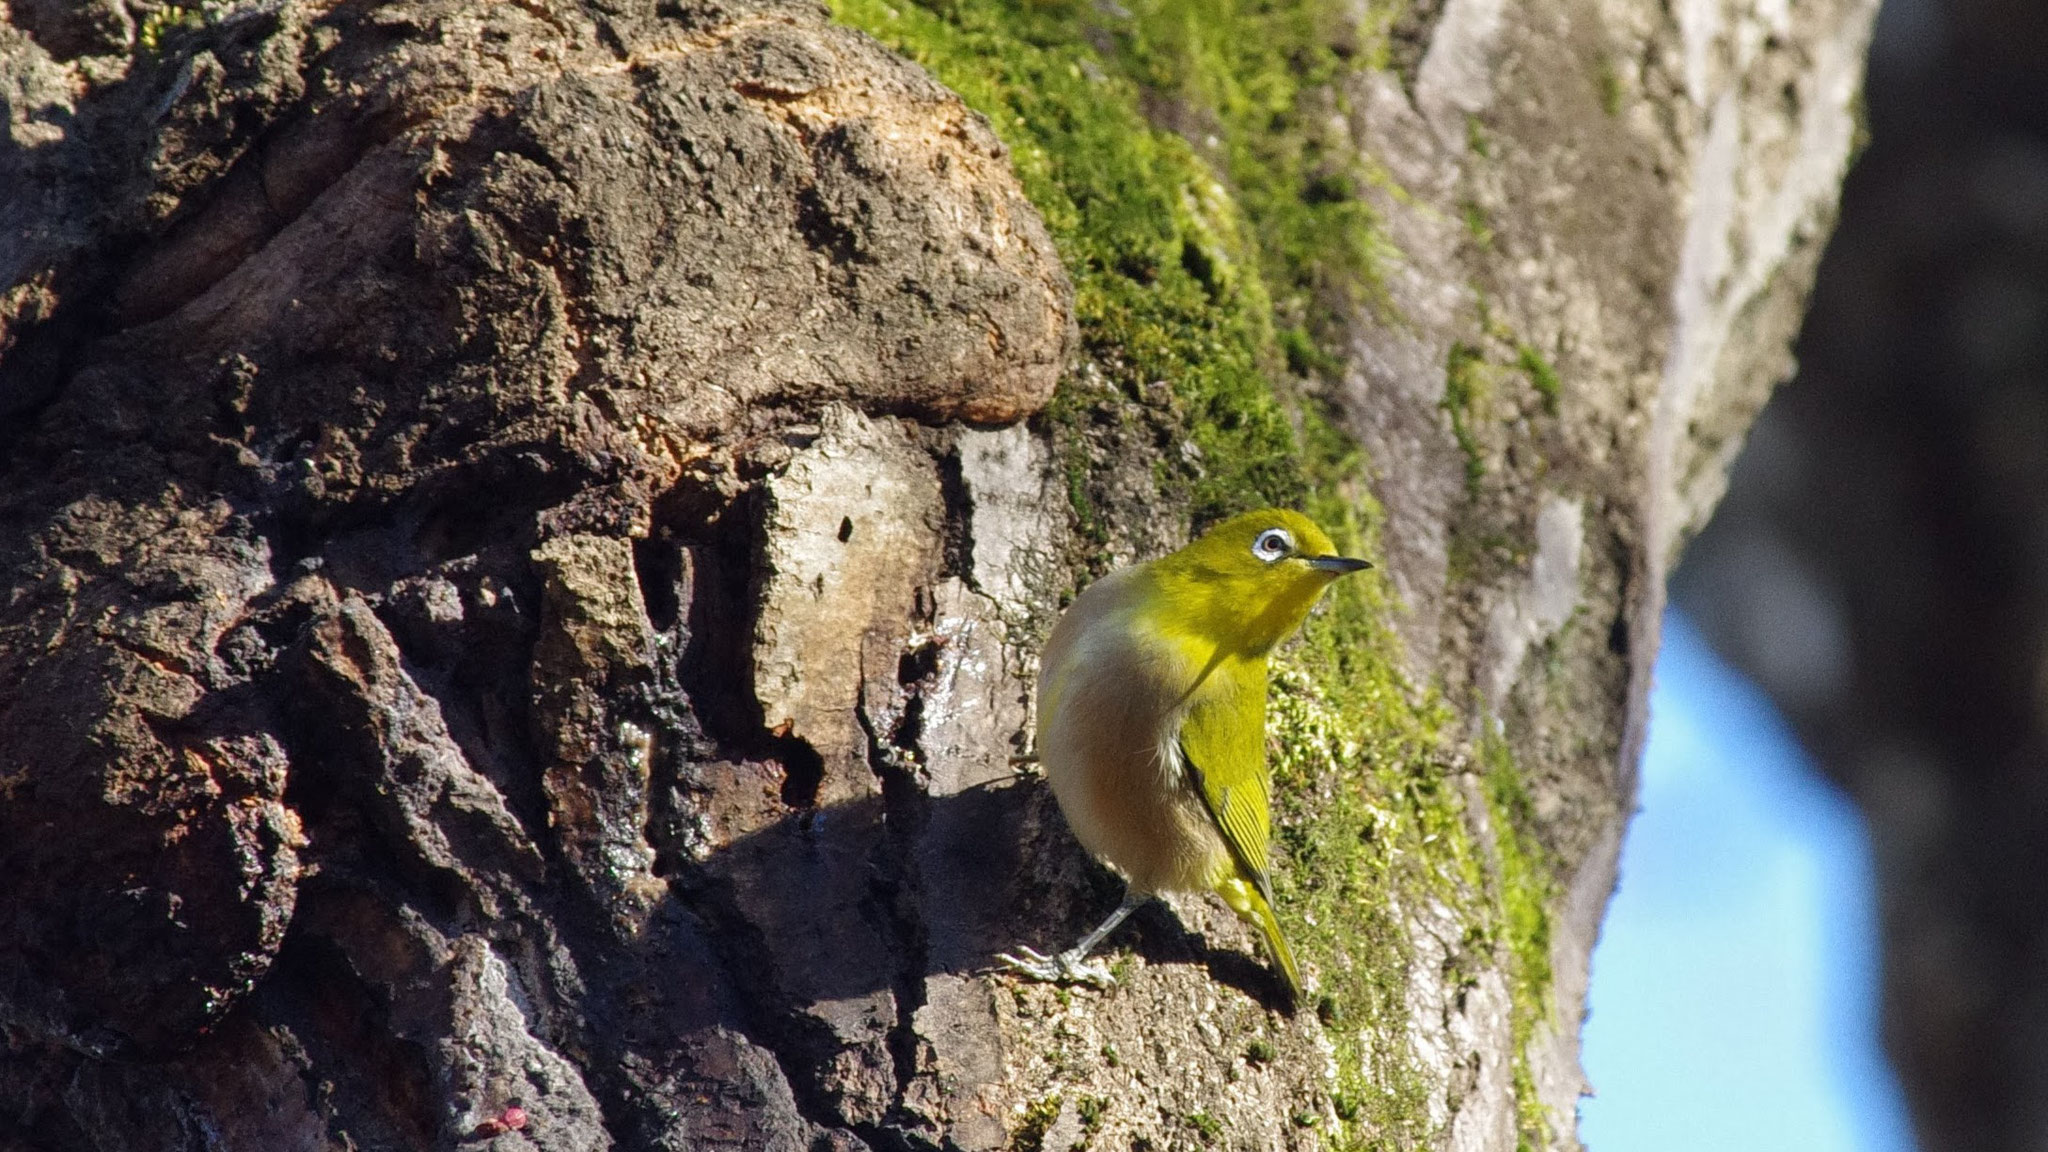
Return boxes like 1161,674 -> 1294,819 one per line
997,946 -> 1117,988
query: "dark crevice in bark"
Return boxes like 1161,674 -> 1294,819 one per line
663,486 -> 839,810
385,580 -> 552,834
776,738 -> 830,809
256,927 -> 440,1150
0,273 -> 104,463
680,866 -> 880,1146
795,184 -> 865,268
935,447 -> 976,588
633,533 -> 687,634
113,17 -> 393,327
678,495 -> 767,745
641,498 -> 882,1143
858,670 -> 938,1149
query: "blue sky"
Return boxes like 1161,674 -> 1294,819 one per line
1577,610 -> 1916,1152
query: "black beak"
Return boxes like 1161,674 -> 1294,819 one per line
1307,555 -> 1371,574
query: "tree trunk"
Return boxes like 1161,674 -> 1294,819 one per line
0,0 -> 1872,1149
1674,1 -> 2048,1146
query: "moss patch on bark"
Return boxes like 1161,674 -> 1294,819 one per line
831,0 -> 1307,527
832,0 -> 1564,1144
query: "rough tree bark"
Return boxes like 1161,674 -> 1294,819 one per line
0,0 -> 1871,1149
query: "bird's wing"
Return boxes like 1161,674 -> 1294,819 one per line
1177,671 -> 1274,904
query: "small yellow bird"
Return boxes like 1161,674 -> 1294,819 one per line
1003,508 -> 1369,1000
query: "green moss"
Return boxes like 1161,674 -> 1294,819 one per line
1059,432 -> 1110,549
1264,472 -> 1479,1148
1446,526 -> 1531,589
1266,450 -> 1580,1148
1077,1094 -> 1109,1134
1440,338 -> 1560,511
1281,325 -> 1341,378
1479,734 -> 1560,1150
1442,342 -> 1489,493
836,0 -> 1317,525
138,3 -> 206,52
834,0 -> 1408,528
1011,1093 -> 1064,1152
1465,113 -> 1493,159
1462,200 -> 1496,248
1184,1110 -> 1225,1142
1107,951 -> 1138,984
1109,0 -> 1396,326
1595,58 -> 1623,117
1516,344 -> 1562,415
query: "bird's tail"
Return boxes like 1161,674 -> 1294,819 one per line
1219,878 -> 1303,1002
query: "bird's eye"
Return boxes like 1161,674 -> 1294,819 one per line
1251,527 -> 1294,562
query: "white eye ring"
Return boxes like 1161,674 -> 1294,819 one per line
1251,527 -> 1294,562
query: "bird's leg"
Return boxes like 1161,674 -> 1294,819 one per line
999,890 -> 1148,988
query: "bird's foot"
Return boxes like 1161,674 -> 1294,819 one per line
997,946 -> 1116,988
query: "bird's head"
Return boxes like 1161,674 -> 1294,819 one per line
1150,508 -> 1371,656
